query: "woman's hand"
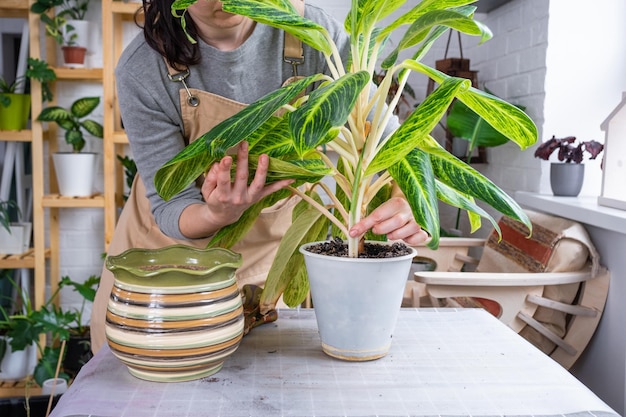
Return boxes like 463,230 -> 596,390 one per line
202,141 -> 294,226
180,141 -> 293,238
348,197 -> 428,245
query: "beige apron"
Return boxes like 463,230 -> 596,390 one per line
91,4 -> 305,353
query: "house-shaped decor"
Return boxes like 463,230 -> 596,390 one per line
598,91 -> 626,211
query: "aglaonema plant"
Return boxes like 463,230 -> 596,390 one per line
156,0 -> 538,312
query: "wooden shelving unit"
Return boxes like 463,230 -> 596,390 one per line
0,0 -> 105,398
102,0 -> 140,249
0,0 -> 44,398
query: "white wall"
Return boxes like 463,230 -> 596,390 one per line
543,0 -> 626,197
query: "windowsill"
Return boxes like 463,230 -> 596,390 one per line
514,191 -> 626,234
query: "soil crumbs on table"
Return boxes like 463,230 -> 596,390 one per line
305,237 -> 413,258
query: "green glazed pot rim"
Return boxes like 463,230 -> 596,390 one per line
106,244 -> 243,277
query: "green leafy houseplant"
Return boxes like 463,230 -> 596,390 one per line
30,0 -> 91,20
36,96 -> 103,152
0,58 -> 56,108
0,275 -> 100,385
157,0 -> 538,311
0,199 -> 19,234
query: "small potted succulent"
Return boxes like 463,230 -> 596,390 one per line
534,135 -> 604,197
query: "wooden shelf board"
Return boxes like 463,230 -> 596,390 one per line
54,67 -> 103,80
0,130 -> 32,142
0,0 -> 28,18
42,194 -> 105,208
113,131 -> 129,144
0,379 -> 42,398
111,1 -> 142,15
0,249 -> 50,269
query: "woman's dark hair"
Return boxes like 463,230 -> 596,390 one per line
138,0 -> 201,71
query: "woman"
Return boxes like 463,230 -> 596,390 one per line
90,0 -> 427,353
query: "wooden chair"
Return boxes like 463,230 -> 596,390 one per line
409,211 -> 610,370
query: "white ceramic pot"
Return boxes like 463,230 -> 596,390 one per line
300,241 -> 416,361
52,152 -> 97,197
0,338 -> 37,381
0,222 -> 32,254
63,19 -> 90,49
41,378 -> 68,395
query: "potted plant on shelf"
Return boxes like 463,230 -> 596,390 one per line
0,272 -> 37,382
0,274 -> 100,386
30,0 -> 94,68
153,0 -> 537,361
534,135 -> 604,197
0,58 -> 56,131
36,96 -> 103,197
0,199 -> 32,255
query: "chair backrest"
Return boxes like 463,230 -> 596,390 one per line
412,210 -> 610,369
478,211 -> 603,358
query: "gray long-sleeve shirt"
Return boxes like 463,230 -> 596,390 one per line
115,4 -> 398,239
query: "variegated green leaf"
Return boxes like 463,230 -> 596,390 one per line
155,138 -> 215,201
206,74 -> 323,158
282,263 -> 309,307
207,190 -> 292,249
421,137 -> 530,229
81,120 -> 103,138
344,0 -> 406,38
71,97 -> 100,118
248,117 -> 294,157
259,195 -> 330,313
435,179 -> 499,234
456,87 -> 537,150
36,106 -> 72,123
221,0 -> 332,55
381,10 -> 491,68
388,148 -> 440,248
246,154 -> 333,183
408,5 -> 477,64
290,71 -> 370,157
406,62 -> 537,150
377,0 -> 477,40
366,76 -> 469,175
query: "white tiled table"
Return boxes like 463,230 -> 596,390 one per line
49,308 -> 618,417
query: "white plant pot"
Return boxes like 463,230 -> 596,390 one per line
0,337 -> 37,381
41,378 -> 68,395
300,241 -> 416,361
53,152 -> 98,197
0,222 -> 32,254
63,19 -> 91,49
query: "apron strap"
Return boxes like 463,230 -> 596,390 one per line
284,0 -> 305,77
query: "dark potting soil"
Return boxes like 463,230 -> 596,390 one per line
305,237 -> 413,258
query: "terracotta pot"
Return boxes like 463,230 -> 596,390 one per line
62,46 -> 87,68
300,241 -> 416,361
105,245 -> 245,382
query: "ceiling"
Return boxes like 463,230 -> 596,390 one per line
475,0 -> 513,13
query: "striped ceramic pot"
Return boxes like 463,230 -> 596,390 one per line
104,245 -> 244,382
